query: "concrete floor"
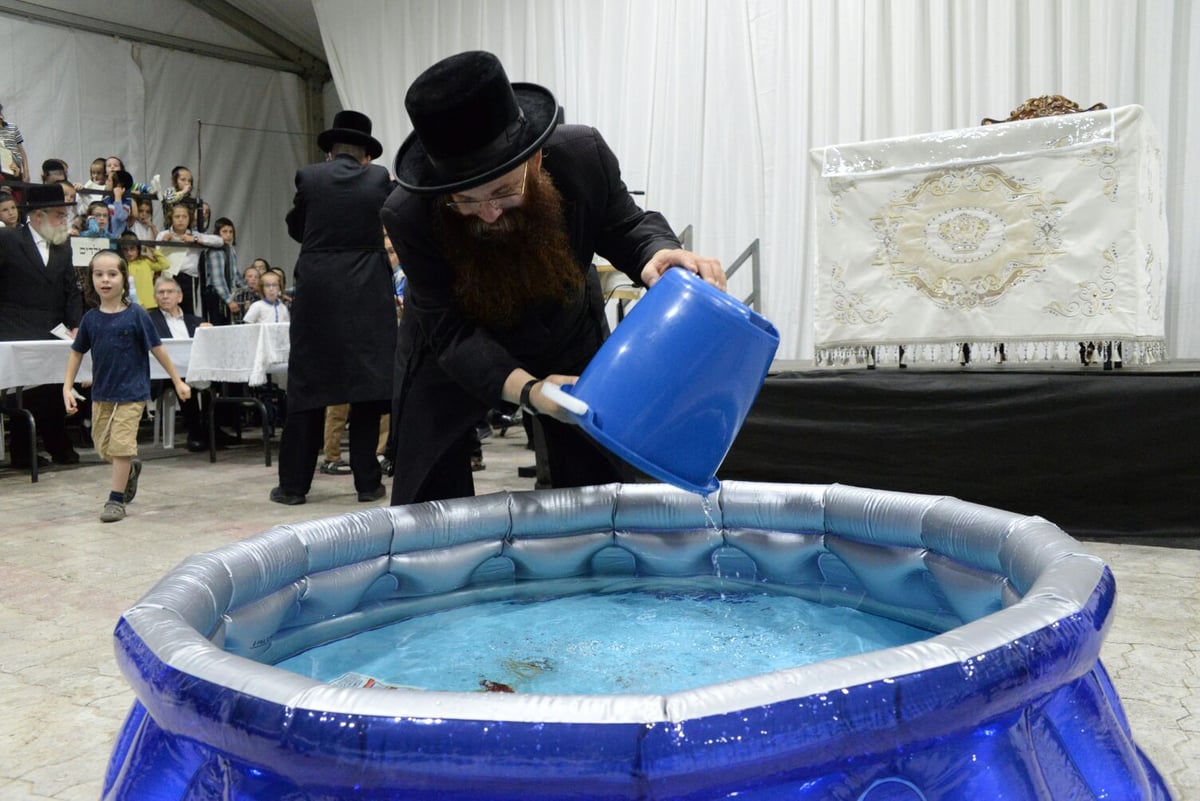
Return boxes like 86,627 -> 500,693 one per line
1,427 -> 1197,800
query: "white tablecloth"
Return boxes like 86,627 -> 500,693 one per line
186,323 -> 289,386
0,339 -> 193,392
808,105 -> 1168,366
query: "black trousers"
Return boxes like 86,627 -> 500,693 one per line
178,273 -> 201,318
6,384 -> 76,466
277,400 -> 389,495
402,415 -> 633,505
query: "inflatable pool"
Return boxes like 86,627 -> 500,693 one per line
103,482 -> 1172,800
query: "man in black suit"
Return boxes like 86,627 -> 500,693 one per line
0,183 -> 83,467
269,111 -> 396,505
381,51 -> 726,505
147,275 -> 216,451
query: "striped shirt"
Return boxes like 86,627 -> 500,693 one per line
0,121 -> 24,177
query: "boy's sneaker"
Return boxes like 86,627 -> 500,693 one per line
320,459 -> 351,475
124,458 -> 143,503
100,501 -> 126,523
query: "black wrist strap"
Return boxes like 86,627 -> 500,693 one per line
519,378 -> 540,416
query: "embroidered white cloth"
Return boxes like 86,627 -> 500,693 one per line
187,323 -> 290,386
809,105 -> 1168,366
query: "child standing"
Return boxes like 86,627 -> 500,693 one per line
229,262 -> 263,322
81,201 -> 112,238
77,157 -> 107,219
131,197 -> 158,240
203,216 -> 246,324
161,165 -> 195,223
117,232 -> 170,309
105,170 -> 134,237
0,188 -> 18,227
157,202 -> 222,316
242,269 -> 290,323
63,250 -> 191,523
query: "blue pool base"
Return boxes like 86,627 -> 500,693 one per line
103,482 -> 1173,800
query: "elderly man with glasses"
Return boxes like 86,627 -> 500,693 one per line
0,183 -> 84,468
381,51 -> 726,505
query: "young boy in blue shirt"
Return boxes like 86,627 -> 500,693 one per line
63,250 -> 191,522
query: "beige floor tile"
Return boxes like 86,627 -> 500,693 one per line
1,430 -> 1195,800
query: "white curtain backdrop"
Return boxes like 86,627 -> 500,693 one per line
0,16 -> 308,278
317,0 -> 1199,360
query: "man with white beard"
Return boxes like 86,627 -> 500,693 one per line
0,182 -> 84,468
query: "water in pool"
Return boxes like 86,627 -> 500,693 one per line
277,584 -> 932,695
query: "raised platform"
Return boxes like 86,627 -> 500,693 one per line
722,361 -> 1200,541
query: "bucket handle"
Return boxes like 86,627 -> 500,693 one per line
540,382 -> 590,418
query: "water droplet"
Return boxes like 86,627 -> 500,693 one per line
700,494 -> 719,532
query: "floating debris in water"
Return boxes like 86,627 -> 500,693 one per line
479,679 -> 515,693
502,657 -> 554,678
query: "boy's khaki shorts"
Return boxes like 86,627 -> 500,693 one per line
92,401 -> 145,462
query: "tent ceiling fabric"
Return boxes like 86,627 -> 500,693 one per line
0,0 -> 326,76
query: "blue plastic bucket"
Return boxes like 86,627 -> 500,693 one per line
543,267 -> 779,495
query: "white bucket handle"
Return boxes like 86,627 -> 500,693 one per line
540,382 -> 590,417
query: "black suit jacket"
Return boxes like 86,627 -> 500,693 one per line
148,307 -> 203,339
0,226 -> 83,340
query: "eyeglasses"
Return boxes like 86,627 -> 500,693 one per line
445,163 -> 528,214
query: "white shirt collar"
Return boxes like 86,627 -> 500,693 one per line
28,223 -> 50,264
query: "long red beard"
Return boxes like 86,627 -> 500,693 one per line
433,166 -> 582,330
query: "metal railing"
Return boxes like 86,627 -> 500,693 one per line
725,237 -> 762,313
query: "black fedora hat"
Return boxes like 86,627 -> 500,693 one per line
394,51 -> 562,195
18,182 -> 70,210
317,110 -> 383,160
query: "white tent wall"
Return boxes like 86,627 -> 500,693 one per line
0,14 -> 307,283
317,0 -> 1199,361
136,46 -> 307,276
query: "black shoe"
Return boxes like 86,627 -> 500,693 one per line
10,454 -> 51,469
270,486 -> 306,505
378,456 -> 394,477
319,459 -> 352,475
186,439 -> 207,453
487,410 -> 518,436
124,458 -> 142,504
357,485 -> 386,502
52,449 -> 80,465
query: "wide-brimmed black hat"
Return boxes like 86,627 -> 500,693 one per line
317,110 -> 383,160
394,51 -> 561,195
19,182 -> 70,210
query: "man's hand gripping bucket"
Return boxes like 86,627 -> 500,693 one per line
541,267 -> 779,495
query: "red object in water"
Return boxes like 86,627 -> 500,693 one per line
479,679 -> 515,693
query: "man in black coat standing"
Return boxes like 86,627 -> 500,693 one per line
270,111 -> 396,505
0,183 -> 83,467
381,51 -> 726,505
